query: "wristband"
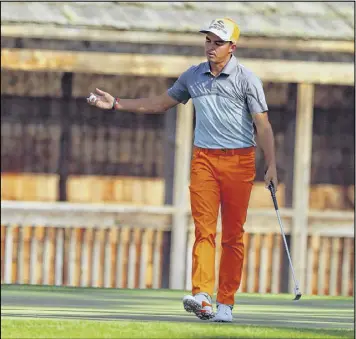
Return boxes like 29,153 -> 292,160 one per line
112,97 -> 120,110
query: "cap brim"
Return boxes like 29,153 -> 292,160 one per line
199,29 -> 230,42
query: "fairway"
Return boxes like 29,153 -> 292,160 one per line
1,284 -> 354,338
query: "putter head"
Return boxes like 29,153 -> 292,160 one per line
293,287 -> 302,300
293,293 -> 302,301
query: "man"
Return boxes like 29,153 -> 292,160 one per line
87,17 -> 278,323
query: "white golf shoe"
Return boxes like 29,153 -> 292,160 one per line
183,292 -> 214,320
213,303 -> 233,322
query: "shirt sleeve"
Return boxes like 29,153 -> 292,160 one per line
245,74 -> 268,114
167,67 -> 193,104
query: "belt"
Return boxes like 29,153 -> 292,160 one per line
194,146 -> 255,156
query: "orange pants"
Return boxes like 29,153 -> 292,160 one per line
189,146 -> 256,305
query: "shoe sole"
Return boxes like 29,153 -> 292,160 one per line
213,319 -> 232,323
183,298 -> 214,320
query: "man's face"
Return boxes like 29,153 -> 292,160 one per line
204,32 -> 236,63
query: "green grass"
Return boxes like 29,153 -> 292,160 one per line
1,318 -> 354,339
1,284 -> 352,300
1,284 -> 354,339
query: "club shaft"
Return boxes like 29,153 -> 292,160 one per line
275,208 -> 300,290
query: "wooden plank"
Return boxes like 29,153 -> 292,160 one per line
2,24 -> 354,53
68,228 -> 76,286
109,227 -> 119,288
22,226 -> 32,284
271,234 -> 282,294
103,228 -> 112,288
336,237 -> 344,296
341,238 -> 351,296
249,183 -> 286,209
116,228 -> 130,288
310,235 -> 321,295
324,238 -> 332,295
329,238 -> 341,296
0,174 -> 58,202
86,228 -> 95,287
247,234 -> 255,293
80,228 -> 93,287
1,200 -> 174,229
115,228 -> 123,288
258,234 -> 268,293
16,227 -> 24,284
139,229 -> 150,289
91,228 -> 101,288
29,227 -> 38,285
170,100 -> 194,289
4,226 -> 13,284
1,225 -> 6,283
317,237 -> 327,295
348,239 -> 354,296
309,223 -> 354,237
127,229 -> 139,289
55,228 -> 64,286
245,214 -> 293,234
98,229 -> 106,288
11,226 -> 19,284
42,228 -> 50,285
345,239 -> 355,296
80,229 -> 88,287
142,179 -> 165,206
74,228 -> 83,287
62,228 -> 71,286
2,200 -> 353,228
265,233 -> 274,293
145,229 -> 155,289
309,184 -> 355,210
122,228 -> 131,288
291,83 -> 315,294
47,228 -> 56,286
5,174 -> 353,210
1,49 -> 353,85
153,230 -> 163,289
134,229 -> 143,288
254,234 -> 262,293
306,236 -> 313,295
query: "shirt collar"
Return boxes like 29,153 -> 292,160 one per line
202,55 -> 238,76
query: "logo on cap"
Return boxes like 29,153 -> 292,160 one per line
210,19 -> 228,34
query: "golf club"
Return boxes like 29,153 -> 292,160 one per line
268,181 -> 302,301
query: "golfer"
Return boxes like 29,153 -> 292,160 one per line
87,18 -> 278,323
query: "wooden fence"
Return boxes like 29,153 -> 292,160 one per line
1,201 -> 354,297
2,173 -> 354,211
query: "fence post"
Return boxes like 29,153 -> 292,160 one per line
161,107 -> 177,288
291,83 -> 315,293
58,72 -> 73,202
169,101 -> 193,290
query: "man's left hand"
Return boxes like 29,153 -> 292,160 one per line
264,165 -> 278,190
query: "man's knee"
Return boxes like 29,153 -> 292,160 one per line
195,228 -> 217,246
221,230 -> 244,247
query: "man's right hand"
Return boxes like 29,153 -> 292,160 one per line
87,88 -> 115,109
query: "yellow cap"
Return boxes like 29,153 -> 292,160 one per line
200,18 -> 240,43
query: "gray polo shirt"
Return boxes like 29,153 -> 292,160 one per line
167,55 -> 268,149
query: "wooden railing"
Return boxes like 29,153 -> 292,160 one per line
1,201 -> 354,296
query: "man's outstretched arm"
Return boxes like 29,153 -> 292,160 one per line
87,88 -> 180,114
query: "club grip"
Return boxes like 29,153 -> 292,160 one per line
268,181 -> 279,210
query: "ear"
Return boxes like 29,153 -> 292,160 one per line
229,43 -> 237,53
